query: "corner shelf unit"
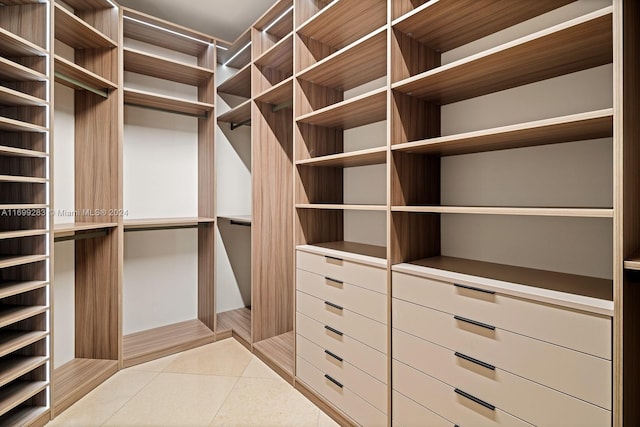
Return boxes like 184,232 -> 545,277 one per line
0,1 -> 51,425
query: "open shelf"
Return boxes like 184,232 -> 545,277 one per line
124,48 -> 214,86
297,26 -> 386,90
392,109 -> 614,154
297,0 -> 386,49
624,252 -> 640,271
124,88 -> 214,117
296,87 -> 386,129
218,29 -> 251,68
0,175 -> 47,184
296,204 -> 387,211
122,319 -> 216,368
0,230 -> 48,240
217,307 -> 251,348
0,331 -> 48,358
0,117 -> 46,133
392,0 -> 573,52
296,146 -> 387,168
0,282 -> 47,300
0,306 -> 48,329
297,241 -> 387,265
217,215 -> 252,226
217,63 -> 251,98
392,8 -> 613,104
0,405 -> 48,426
0,87 -> 47,107
217,99 -> 252,125
53,222 -> 118,238
0,356 -> 47,388
0,255 -> 47,270
0,27 -> 46,57
0,146 -> 47,158
123,217 -> 215,231
254,0 -> 293,38
62,0 -> 117,10
252,331 -> 294,382
54,3 -> 117,49
54,55 -> 118,94
394,256 -> 613,315
53,358 -> 118,414
0,381 -> 47,417
0,204 -> 47,210
0,57 -> 47,82
255,76 -> 292,106
391,206 -> 614,218
254,32 -> 293,73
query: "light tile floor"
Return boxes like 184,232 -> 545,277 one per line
47,338 -> 339,427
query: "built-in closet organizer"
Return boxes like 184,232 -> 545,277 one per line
119,8 -> 217,368
0,1 -> 51,425
51,0 -> 120,416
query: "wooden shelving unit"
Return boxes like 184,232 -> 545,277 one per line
0,1 -> 51,424
253,33 -> 293,72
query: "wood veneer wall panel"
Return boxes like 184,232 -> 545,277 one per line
391,151 -> 440,206
78,8 -> 120,42
295,165 -> 342,205
391,28 -> 440,83
295,79 -> 342,118
252,102 -> 294,342
294,122 -> 342,161
391,0 -> 428,21
295,34 -> 337,74
295,208 -> 343,246
391,91 -> 440,145
294,0 -> 331,29
390,211 -> 440,265
254,66 -> 291,97
0,4 -> 46,48
198,224 -> 216,331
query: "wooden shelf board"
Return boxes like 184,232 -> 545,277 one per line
54,55 -> 117,93
0,406 -> 49,427
296,146 -> 387,168
624,252 -> 640,271
53,358 -> 118,415
0,117 -> 47,133
0,356 -> 48,389
0,204 -> 47,209
0,174 -> 47,184
0,145 -> 47,158
0,27 -> 47,57
0,281 -> 47,300
122,319 -> 215,368
392,8 -> 613,104
297,26 -> 386,91
0,331 -> 48,358
62,0 -> 117,10
0,57 -> 47,82
0,305 -> 48,329
54,4 -> 117,49
217,99 -> 252,124
217,63 -> 251,98
0,229 -> 47,240
297,87 -> 386,129
253,331 -> 294,382
0,255 -> 47,269
296,204 -> 386,211
53,222 -> 118,238
392,109 -> 614,155
254,0 -> 293,37
0,87 -> 47,108
254,32 -> 293,73
124,88 -> 214,117
0,381 -> 48,417
217,215 -> 252,225
395,256 -> 613,315
299,241 -> 387,262
124,47 -> 214,86
392,0 -> 574,52
217,308 -> 251,347
218,29 -> 251,68
124,217 -> 215,230
392,205 -> 614,218
298,0 -> 386,50
254,77 -> 293,106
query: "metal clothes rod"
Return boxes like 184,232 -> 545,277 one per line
55,72 -> 109,98
124,224 -> 201,233
124,102 -> 208,119
54,230 -> 108,243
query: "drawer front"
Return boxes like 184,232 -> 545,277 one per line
393,391 -> 453,427
296,312 -> 387,383
393,328 -> 611,427
393,298 -> 611,409
394,360 -> 533,427
297,291 -> 387,353
393,271 -> 611,359
297,250 -> 386,294
296,356 -> 387,427
297,334 -> 387,413
297,268 -> 387,323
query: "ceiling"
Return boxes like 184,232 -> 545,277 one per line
116,0 -> 277,42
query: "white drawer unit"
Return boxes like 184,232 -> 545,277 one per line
393,271 -> 611,359
297,268 -> 387,323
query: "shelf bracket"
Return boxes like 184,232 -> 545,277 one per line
231,119 -> 251,130
55,72 -> 109,98
54,230 -> 108,243
271,100 -> 293,113
124,102 -> 209,119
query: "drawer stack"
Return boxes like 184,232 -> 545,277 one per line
391,267 -> 612,427
295,247 -> 388,426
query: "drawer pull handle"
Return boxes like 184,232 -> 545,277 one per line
454,352 -> 495,371
325,276 -> 343,285
325,255 -> 343,262
454,283 -> 495,295
454,388 -> 495,411
324,374 -> 344,388
454,315 -> 495,331
324,301 -> 343,311
324,325 -> 343,336
324,349 -> 343,362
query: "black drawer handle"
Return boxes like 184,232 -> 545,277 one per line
454,315 -> 495,331
324,374 -> 343,388
324,349 -> 343,362
455,352 -> 495,371
324,301 -> 343,311
454,388 -> 495,411
325,276 -> 343,285
324,325 -> 343,336
454,283 -> 495,295
325,255 -> 343,262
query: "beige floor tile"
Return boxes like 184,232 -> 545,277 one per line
128,352 -> 182,372
241,357 -> 281,380
47,370 -> 158,427
103,373 -> 238,426
317,410 -> 340,427
211,377 -> 319,427
163,339 -> 252,377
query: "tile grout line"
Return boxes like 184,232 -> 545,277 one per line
206,375 -> 243,426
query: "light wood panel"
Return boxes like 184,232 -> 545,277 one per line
0,117 -> 46,133
296,203 -> 387,211
218,28 -> 251,68
54,4 -> 117,49
294,0 -> 332,28
123,217 -> 215,230
122,319 -> 216,368
0,282 -> 47,301
123,48 -> 214,86
52,358 -> 118,414
0,407 -> 49,427
295,208 -> 343,246
0,86 -> 47,107
0,381 -> 47,417
392,206 -> 614,218
0,146 -> 47,158
0,306 -> 47,329
62,0 -> 116,10
0,230 -> 47,241
217,100 -> 252,125
254,32 -> 293,73
390,211 -> 440,265
0,331 -> 48,358
392,8 -> 613,104
296,146 -> 387,168
0,175 -> 46,184
0,255 -> 47,270
217,215 -> 252,225
54,55 -> 117,92
255,76 -> 292,105
307,240 -> 387,260
0,27 -> 46,57
254,0 -> 293,35
216,307 -> 251,348
0,57 -> 47,82
217,63 -> 251,98
124,88 -> 214,117
53,222 -> 118,238
253,331 -> 294,382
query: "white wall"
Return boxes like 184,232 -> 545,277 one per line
52,241 -> 75,368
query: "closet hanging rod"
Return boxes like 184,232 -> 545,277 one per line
54,72 -> 109,98
54,230 -> 108,243
231,119 -> 251,130
124,224 -> 201,233
124,102 -> 209,119
271,100 -> 293,113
